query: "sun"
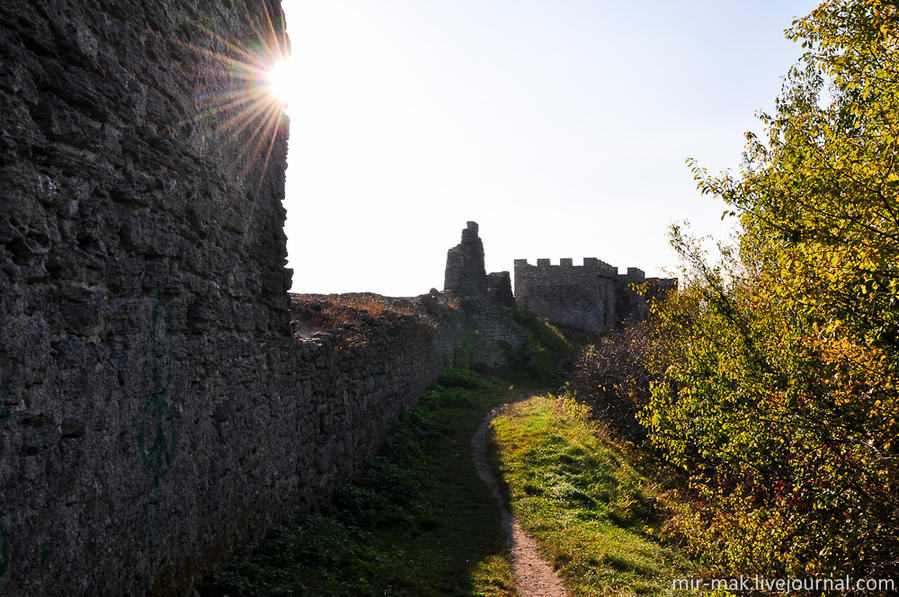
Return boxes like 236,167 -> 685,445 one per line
266,57 -> 295,106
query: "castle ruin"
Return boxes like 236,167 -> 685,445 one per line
514,258 -> 676,336
443,222 -> 528,365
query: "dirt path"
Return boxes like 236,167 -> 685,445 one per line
472,405 -> 569,597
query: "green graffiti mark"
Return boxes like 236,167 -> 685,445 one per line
138,298 -> 178,542
0,406 -> 10,426
0,520 -> 10,584
138,297 -> 177,481
39,542 -> 49,567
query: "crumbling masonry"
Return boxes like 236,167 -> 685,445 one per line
514,258 -> 677,335
443,222 -> 528,365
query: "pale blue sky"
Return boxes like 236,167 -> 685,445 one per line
278,0 -> 819,296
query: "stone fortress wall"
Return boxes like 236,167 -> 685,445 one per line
514,258 -> 677,335
444,222 -> 528,365
0,3 -> 493,595
1,1 -> 309,594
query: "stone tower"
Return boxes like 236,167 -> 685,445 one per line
444,221 -> 488,299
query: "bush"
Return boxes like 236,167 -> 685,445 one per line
638,1 -> 899,578
568,320 -> 659,442
509,307 -> 574,384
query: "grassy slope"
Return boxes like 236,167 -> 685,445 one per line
202,368 -> 519,597
202,312 -> 709,596
491,395 -> 699,597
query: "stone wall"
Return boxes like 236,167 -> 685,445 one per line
514,258 -> 618,335
486,271 -> 514,309
514,258 -> 676,336
286,293 -> 466,510
444,223 -> 527,366
0,1 -> 299,594
0,2 -> 551,594
0,3 -> 492,596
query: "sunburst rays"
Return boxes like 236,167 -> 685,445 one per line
177,1 -> 291,186
111,2 -> 294,282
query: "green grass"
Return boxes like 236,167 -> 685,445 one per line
202,367 -> 519,597
504,307 -> 574,386
491,394 -> 701,597
199,318 -> 715,597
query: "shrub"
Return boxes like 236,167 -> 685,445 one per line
568,319 -> 660,442
639,0 -> 899,578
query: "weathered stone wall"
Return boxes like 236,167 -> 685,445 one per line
0,1 -> 486,595
486,271 -> 514,309
444,223 -> 527,366
0,3 -> 524,595
514,258 -> 676,335
466,302 -> 528,366
615,267 -> 648,325
514,258 -> 618,335
0,1 -> 300,595
286,293 -> 466,509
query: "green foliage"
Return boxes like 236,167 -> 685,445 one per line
492,395 -> 697,597
642,0 -> 899,579
203,368 -> 517,596
453,330 -> 479,369
436,365 -> 494,391
509,307 -> 574,384
512,308 -> 573,358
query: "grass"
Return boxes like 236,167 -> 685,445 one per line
200,312 -> 712,596
201,367 -> 519,597
289,293 -> 437,335
491,394 -> 700,597
504,307 -> 575,386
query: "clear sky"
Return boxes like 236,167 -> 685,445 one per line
276,0 -> 820,296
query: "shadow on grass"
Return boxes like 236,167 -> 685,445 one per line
490,396 -> 697,596
199,367 -> 519,597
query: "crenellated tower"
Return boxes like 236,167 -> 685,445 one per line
513,258 -> 676,335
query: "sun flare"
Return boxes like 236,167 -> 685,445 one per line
266,57 -> 295,106
152,1 -> 292,197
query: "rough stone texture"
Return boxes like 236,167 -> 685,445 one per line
0,2 -> 500,596
444,224 -> 527,366
0,1 -> 655,594
486,271 -> 514,309
514,258 -> 676,335
0,2 -> 300,595
444,221 -> 488,300
286,293 -> 466,507
466,302 -> 529,367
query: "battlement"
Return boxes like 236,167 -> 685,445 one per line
513,256 -> 675,335
515,257 -> 617,276
626,267 -> 644,277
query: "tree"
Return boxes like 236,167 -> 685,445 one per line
641,0 -> 899,578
